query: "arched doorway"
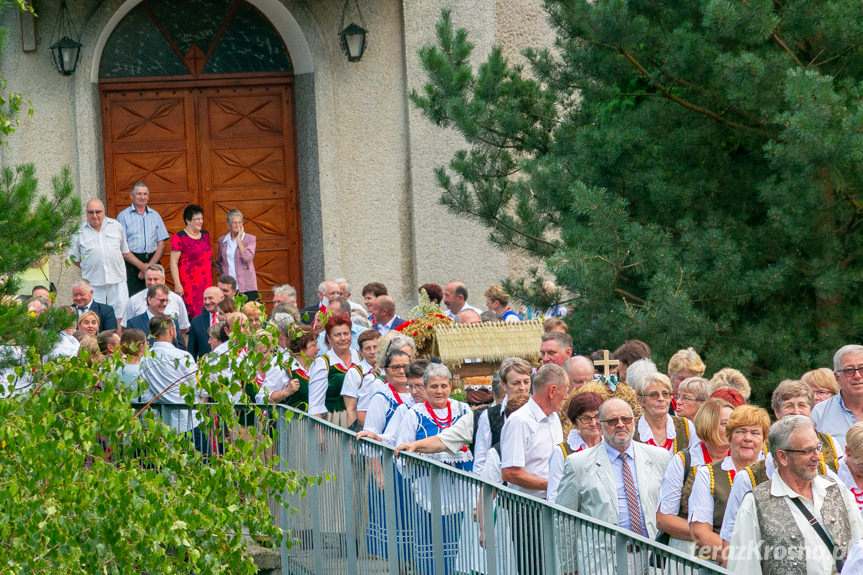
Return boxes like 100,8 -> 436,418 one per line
99,0 -> 303,305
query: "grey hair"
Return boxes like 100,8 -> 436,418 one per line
144,263 -> 166,275
351,312 -> 371,328
599,397 -> 634,420
389,334 -> 416,355
678,376 -> 711,401
768,415 -> 815,462
491,371 -> 503,401
273,284 -> 297,298
131,181 -> 147,193
334,277 -> 351,294
72,278 -> 92,290
834,344 -> 863,371
271,315 -> 296,337
626,358 -> 659,391
423,362 -> 452,386
376,332 -> 417,368
533,363 -> 567,393
226,209 -> 243,225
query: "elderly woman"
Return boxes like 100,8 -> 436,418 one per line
633,372 -> 698,451
217,209 -> 258,302
77,310 -> 100,337
657,397 -> 733,554
307,315 -> 359,425
473,357 -> 532,476
675,376 -> 711,420
801,367 -> 839,405
688,404 -> 770,562
547,391 -> 603,502
170,204 -> 212,318
361,349 -> 413,441
770,379 -> 840,472
241,301 -> 264,331
839,422 -> 863,515
668,347 -> 706,412
708,367 -> 751,402
396,363 -> 473,575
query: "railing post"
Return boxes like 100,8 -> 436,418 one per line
481,483 -> 497,575
307,418 -> 325,574
430,465 -> 445,575
340,433 -> 358,575
541,503 -> 556,573
381,447 -> 399,575
615,531 -> 628,575
277,409 -> 290,575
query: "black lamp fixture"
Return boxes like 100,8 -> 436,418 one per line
338,0 -> 367,62
49,0 -> 82,76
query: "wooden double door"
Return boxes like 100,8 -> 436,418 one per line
100,78 -> 303,305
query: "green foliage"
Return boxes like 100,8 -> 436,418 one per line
0,328 -> 314,573
412,3 -> 863,400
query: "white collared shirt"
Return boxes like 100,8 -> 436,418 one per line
443,302 -> 482,321
121,288 -> 190,329
729,472 -> 863,575
139,341 -> 199,432
688,454 -> 736,524
307,347 -> 360,415
375,315 -> 399,335
500,396 -> 563,499
637,413 -> 699,451
68,217 -> 129,286
221,232 -> 243,279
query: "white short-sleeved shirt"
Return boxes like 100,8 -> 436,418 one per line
256,357 -> 292,404
363,383 -> 412,438
68,218 -> 129,286
547,429 -> 592,503
637,414 -> 699,451
307,348 -> 360,416
357,375 -> 384,412
139,341 -> 199,432
121,289 -> 190,329
500,397 -> 563,499
473,402 -> 506,477
729,473 -> 863,575
341,359 -> 375,400
482,446 -> 504,485
688,455 -> 735,525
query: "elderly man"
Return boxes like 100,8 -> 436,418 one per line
372,295 -> 404,335
116,182 -> 169,296
812,344 -> 863,451
121,264 -> 189,337
272,284 -> 298,307
457,308 -> 482,324
299,280 -> 340,323
334,277 -> 367,315
187,286 -> 223,359
540,331 -> 573,367
442,281 -> 481,320
729,416 -> 863,574
564,355 -> 595,392
500,363 -> 568,575
71,278 -> 118,331
556,397 -> 670,574
139,313 -> 204,450
68,198 -> 133,320
720,380 -> 842,544
26,297 -> 50,316
127,284 -> 184,349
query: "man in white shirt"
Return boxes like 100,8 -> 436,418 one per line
371,296 -> 404,335
442,281 -> 481,320
116,182 -> 169,296
729,415 -> 863,574
499,363 -> 568,575
139,314 -> 204,451
120,264 -> 189,338
68,198 -> 134,320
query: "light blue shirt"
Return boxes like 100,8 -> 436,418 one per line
812,392 -> 856,451
604,441 -> 647,535
117,204 -> 169,254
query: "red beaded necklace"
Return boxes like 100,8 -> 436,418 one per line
424,400 -> 452,429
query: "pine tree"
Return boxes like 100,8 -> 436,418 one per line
411,3 -> 863,398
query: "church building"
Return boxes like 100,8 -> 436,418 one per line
0,0 -> 552,308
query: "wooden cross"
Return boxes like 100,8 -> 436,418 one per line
594,349 -> 619,378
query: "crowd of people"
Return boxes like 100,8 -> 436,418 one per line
11,183 -> 863,574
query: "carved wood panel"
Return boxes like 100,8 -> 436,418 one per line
100,80 -> 302,306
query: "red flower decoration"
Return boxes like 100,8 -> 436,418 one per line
460,445 -> 468,452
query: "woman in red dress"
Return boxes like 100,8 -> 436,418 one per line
170,204 -> 213,318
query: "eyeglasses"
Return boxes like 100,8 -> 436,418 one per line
387,364 -> 409,372
641,391 -> 672,400
781,443 -> 823,457
838,367 -> 863,377
577,414 -> 600,425
812,389 -> 834,398
675,395 -> 699,403
600,416 -> 634,426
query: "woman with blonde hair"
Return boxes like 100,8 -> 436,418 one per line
668,348 -> 706,412
801,367 -> 839,405
658,397 -> 733,555
688,404 -> 770,562
77,310 -> 100,337
839,422 -> 863,516
708,367 -> 751,402
633,372 -> 698,451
